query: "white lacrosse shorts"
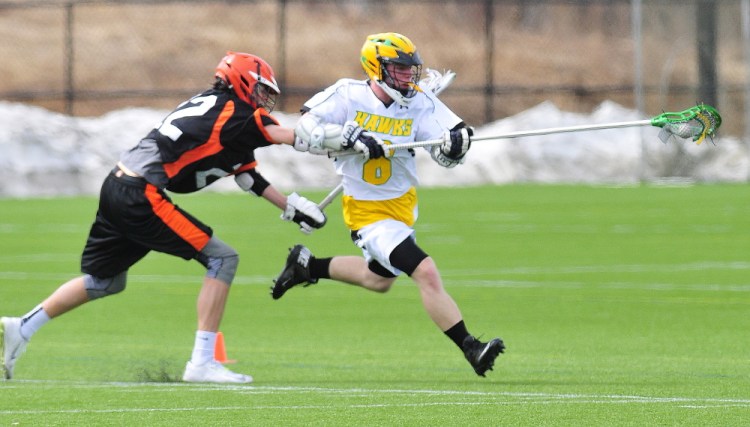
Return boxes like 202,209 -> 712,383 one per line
354,219 -> 416,276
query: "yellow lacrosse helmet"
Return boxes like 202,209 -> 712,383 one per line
360,32 -> 423,106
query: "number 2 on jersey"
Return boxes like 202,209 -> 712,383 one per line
157,95 -> 217,141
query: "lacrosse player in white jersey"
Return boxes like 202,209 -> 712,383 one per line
271,32 -> 504,377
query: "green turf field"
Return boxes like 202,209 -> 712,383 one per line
1,184 -> 748,425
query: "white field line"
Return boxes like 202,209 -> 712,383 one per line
446,280 -> 750,292
0,254 -> 79,263
4,256 -> 750,274
3,271 -> 750,293
1,382 -> 749,415
2,267 -> 750,293
444,261 -> 750,276
0,382 -> 750,415
9,401 -> 750,416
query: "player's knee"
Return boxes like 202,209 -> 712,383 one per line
367,276 -> 394,293
366,260 -> 396,292
372,282 -> 393,293
84,271 -> 127,300
198,237 -> 239,285
412,258 -> 446,293
207,251 -> 239,284
414,256 -> 439,278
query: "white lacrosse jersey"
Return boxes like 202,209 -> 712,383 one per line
303,78 -> 462,230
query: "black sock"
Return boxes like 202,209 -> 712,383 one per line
309,256 -> 332,280
444,320 -> 471,349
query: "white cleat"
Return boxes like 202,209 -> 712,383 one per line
182,360 -> 253,384
1,317 -> 28,380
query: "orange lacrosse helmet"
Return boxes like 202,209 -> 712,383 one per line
215,52 -> 281,111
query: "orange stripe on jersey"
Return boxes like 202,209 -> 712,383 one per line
145,184 -> 210,251
163,101 -> 236,178
254,108 -> 279,143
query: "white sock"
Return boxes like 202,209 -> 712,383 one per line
20,305 -> 51,340
190,330 -> 217,365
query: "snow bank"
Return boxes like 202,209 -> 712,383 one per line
0,100 -> 745,198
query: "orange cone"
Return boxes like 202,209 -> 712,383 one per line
214,331 -> 237,364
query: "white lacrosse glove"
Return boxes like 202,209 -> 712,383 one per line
294,114 -> 344,153
281,192 -> 327,234
292,135 -> 329,155
431,126 -> 473,168
342,120 -> 386,161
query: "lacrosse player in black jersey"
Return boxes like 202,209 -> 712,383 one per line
1,52 -> 326,383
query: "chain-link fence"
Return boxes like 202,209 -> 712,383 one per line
1,0 -> 747,139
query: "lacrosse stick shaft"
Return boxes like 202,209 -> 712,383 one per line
329,119 -> 652,157
318,182 -> 344,210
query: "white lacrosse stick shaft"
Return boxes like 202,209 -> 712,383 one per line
318,182 -> 344,210
328,119 -> 652,157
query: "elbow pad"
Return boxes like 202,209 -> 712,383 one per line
235,169 -> 270,197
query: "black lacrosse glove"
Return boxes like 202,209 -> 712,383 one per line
342,120 -> 386,161
442,125 -> 474,160
357,134 -> 385,159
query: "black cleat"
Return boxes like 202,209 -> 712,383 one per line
271,244 -> 317,300
462,336 -> 505,377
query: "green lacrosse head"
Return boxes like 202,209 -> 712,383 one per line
651,104 -> 722,144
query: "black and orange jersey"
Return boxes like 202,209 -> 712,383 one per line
122,88 -> 280,193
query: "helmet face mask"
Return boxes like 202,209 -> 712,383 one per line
381,61 -> 422,100
361,33 -> 423,106
215,51 -> 281,111
252,82 -> 278,112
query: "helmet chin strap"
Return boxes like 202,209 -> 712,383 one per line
377,80 -> 412,107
